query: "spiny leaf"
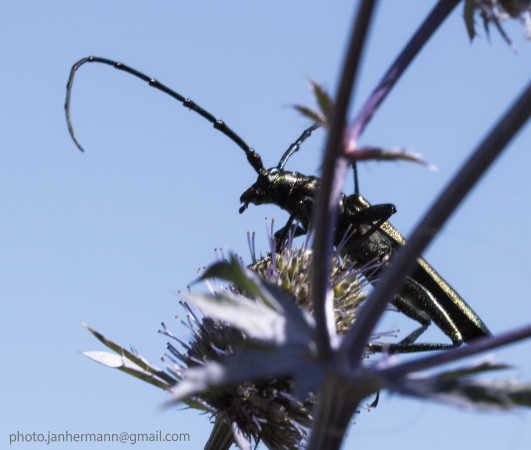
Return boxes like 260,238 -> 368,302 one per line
309,80 -> 334,124
184,291 -> 289,344
83,351 -> 172,390
185,287 -> 313,346
390,359 -> 531,411
194,255 -> 314,342
82,323 -> 175,385
195,255 -> 275,308
435,362 -> 511,380
164,345 -> 322,406
257,279 -> 315,340
343,145 -> 436,170
464,0 -> 477,40
508,384 -> 531,407
435,379 -> 531,410
463,0 -> 519,49
293,105 -> 327,127
490,13 -> 516,48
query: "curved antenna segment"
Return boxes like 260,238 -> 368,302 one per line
277,123 -> 319,169
65,56 -> 264,174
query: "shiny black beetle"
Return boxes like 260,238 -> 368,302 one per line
65,56 -> 491,353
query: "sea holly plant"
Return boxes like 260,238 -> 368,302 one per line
82,235 -> 531,449
83,241 -> 531,449
80,1 -> 531,449
389,357 -> 531,409
300,1 -> 531,448
84,233 -> 385,449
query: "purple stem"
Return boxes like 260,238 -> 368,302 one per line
346,0 -> 460,147
343,81 -> 531,367
379,324 -> 531,380
310,0 -> 379,358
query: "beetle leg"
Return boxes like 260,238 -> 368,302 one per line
274,197 -> 313,251
399,277 -> 464,345
368,341 -> 457,354
348,203 -> 396,240
274,215 -> 306,252
370,277 -> 464,353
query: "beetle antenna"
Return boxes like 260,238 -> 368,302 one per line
276,123 -> 319,169
353,162 -> 360,195
65,56 -> 264,174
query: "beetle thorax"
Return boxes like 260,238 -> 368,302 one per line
239,168 -> 319,215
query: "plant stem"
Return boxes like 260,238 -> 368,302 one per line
311,0 -> 379,359
379,324 -> 531,380
343,80 -> 531,367
346,0 -> 460,146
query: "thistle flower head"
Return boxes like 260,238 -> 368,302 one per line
248,226 -> 369,334
161,305 -> 313,449
159,226 -> 375,448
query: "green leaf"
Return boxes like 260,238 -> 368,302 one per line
344,145 -> 436,169
164,344 -> 322,406
293,105 -> 327,127
184,291 -> 289,343
391,359 -> 531,410
257,280 -> 315,339
83,351 -> 172,390
444,379 -> 531,410
196,255 -> 273,307
191,255 -> 314,344
309,80 -> 334,124
83,324 -> 213,412
508,384 -> 531,407
82,323 -> 175,386
435,362 -> 511,380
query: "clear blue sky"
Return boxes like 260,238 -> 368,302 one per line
2,1 -> 530,449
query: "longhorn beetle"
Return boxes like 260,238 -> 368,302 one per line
65,56 -> 491,353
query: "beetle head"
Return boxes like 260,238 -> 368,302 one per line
239,168 -> 282,214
